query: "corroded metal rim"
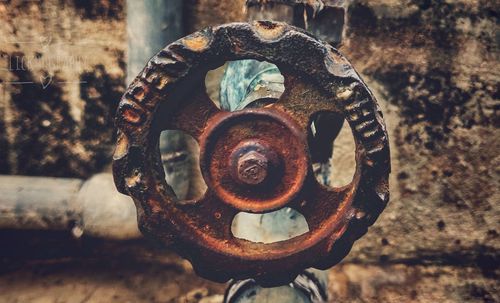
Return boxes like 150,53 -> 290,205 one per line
112,21 -> 390,286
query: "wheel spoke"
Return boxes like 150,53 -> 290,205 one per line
164,84 -> 220,141
272,73 -> 345,164
176,189 -> 238,239
291,176 -> 354,231
271,73 -> 342,131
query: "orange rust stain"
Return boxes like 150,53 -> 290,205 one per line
253,21 -> 285,40
133,87 -> 146,101
156,75 -> 171,90
183,34 -> 210,52
113,133 -> 129,159
126,172 -> 141,188
150,199 -> 163,213
123,108 -> 142,124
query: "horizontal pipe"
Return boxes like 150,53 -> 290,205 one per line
0,174 -> 141,240
0,175 -> 82,231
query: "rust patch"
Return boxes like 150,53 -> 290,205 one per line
182,34 -> 211,52
113,132 -> 129,160
253,21 -> 286,40
155,74 -> 172,90
123,109 -> 142,124
132,86 -> 146,101
126,171 -> 141,188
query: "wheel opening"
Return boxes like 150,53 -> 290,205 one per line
309,113 -> 356,188
159,130 -> 206,200
205,59 -> 284,112
231,208 -> 309,244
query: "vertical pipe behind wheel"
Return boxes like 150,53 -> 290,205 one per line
127,0 -> 201,200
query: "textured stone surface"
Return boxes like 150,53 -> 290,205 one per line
328,263 -> 499,302
0,0 -> 125,178
184,0 -> 247,33
0,236 -> 226,303
340,0 -> 500,268
0,238 -> 497,303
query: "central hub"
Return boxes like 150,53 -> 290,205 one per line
199,109 -> 309,213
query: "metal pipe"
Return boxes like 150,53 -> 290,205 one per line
0,175 -> 83,231
126,0 -> 184,85
127,0 -> 202,200
0,174 -> 141,239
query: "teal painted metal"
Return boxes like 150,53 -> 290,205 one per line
220,60 -> 284,111
126,0 -> 183,85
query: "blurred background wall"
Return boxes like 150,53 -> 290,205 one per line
0,0 -> 498,302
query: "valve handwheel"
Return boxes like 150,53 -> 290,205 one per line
113,21 -> 390,286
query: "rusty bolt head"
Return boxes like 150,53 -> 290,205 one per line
228,140 -> 282,189
237,150 -> 269,185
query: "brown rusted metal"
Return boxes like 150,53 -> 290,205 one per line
235,148 -> 270,185
230,140 -> 281,186
113,21 -> 390,286
200,109 -> 308,213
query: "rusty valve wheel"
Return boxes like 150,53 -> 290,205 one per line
113,21 -> 390,286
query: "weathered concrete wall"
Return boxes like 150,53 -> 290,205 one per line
0,0 -> 126,178
342,0 -> 499,283
342,1 -> 499,301
0,0 -> 498,302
